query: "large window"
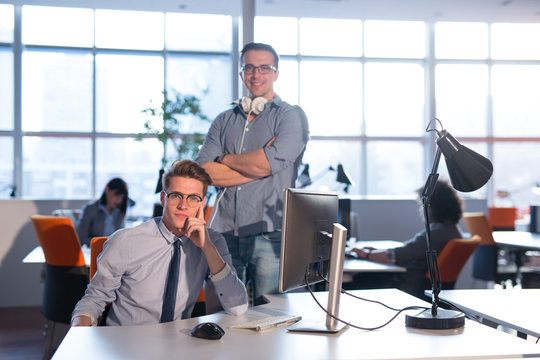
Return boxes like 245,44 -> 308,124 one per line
2,5 -> 232,217
254,17 -> 540,210
4,4 -> 540,215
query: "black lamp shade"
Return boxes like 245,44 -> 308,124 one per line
437,131 -> 493,193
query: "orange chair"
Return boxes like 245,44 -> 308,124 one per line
427,235 -> 481,289
488,206 -> 517,231
31,215 -> 89,358
463,212 -> 518,285
90,236 -> 108,279
204,205 -> 213,223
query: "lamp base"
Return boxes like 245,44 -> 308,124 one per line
405,308 -> 465,329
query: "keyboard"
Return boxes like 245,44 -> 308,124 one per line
230,314 -> 302,332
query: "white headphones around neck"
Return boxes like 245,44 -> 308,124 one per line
239,96 -> 267,115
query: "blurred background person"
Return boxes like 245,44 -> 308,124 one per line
76,178 -> 129,246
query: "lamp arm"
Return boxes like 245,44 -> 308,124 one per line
422,147 -> 443,316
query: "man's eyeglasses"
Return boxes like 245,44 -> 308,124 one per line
163,191 -> 203,208
241,64 -> 277,75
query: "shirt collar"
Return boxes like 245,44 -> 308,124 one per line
156,217 -> 187,245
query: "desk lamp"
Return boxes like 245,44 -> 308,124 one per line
405,118 -> 493,330
298,163 -> 354,193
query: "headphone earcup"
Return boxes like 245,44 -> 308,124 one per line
240,97 -> 252,113
251,97 -> 267,115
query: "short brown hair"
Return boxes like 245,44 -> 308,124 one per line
241,42 -> 279,69
162,160 -> 212,196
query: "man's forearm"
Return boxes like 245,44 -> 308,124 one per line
201,162 -> 256,187
220,148 -> 271,178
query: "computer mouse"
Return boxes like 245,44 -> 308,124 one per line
191,322 -> 225,340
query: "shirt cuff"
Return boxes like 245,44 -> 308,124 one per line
71,313 -> 97,327
208,263 -> 231,282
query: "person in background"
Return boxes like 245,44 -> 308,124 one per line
349,179 -> 463,298
196,42 -> 309,305
71,160 -> 247,326
76,178 -> 128,246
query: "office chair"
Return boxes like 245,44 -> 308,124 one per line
463,212 -> 518,287
488,206 -> 517,231
426,235 -> 481,290
31,215 -> 89,359
90,236 -> 108,279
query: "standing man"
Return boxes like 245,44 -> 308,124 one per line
71,160 -> 247,326
196,43 -> 309,305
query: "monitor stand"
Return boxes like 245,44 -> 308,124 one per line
288,223 -> 348,334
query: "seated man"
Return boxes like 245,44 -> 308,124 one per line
71,160 -> 248,326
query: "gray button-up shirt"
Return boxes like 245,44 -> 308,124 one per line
71,218 -> 248,326
196,96 -> 309,236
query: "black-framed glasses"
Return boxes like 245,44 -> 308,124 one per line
163,191 -> 203,208
241,64 -> 277,75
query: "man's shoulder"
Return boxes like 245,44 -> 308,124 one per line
110,218 -> 159,240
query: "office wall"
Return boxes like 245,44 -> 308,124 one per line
0,199 -> 88,307
0,197 -> 487,307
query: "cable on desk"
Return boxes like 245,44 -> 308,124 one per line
305,272 -> 427,331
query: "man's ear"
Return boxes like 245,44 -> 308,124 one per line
160,191 -> 166,207
273,69 -> 279,82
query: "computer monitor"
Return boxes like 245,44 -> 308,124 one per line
278,188 -> 348,333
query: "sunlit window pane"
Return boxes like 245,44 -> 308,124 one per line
96,54 -> 164,133
22,6 -> 93,47
255,17 -> 298,55
435,64 -> 488,137
301,140 -> 361,195
274,59 -> 299,105
299,18 -> 361,57
493,142 -> 540,209
435,22 -> 488,59
367,141 -> 423,195
22,137 -> 92,198
166,54 -> 231,122
492,65 -> 540,137
365,20 -> 425,59
364,63 -> 424,136
491,23 -> 540,60
96,138 -> 163,217
0,49 -> 13,130
166,13 -> 231,52
22,50 -> 93,132
0,137 -> 13,198
300,60 -> 362,136
95,9 -> 163,50
0,4 -> 14,42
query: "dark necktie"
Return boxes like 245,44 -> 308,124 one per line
160,238 -> 181,323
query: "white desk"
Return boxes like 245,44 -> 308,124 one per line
437,288 -> 540,340
343,239 -> 406,275
52,289 -> 540,360
22,245 -> 91,265
493,231 -> 540,251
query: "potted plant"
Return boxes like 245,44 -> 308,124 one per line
137,89 -> 210,168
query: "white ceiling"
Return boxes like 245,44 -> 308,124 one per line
9,0 -> 540,22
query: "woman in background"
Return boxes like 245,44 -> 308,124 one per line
76,178 -> 128,246
348,179 -> 463,298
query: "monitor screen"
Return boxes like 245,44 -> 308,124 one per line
278,188 -> 338,293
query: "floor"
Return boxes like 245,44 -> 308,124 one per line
0,306 -> 45,360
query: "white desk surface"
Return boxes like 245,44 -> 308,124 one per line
52,288 -> 540,360
493,231 -> 540,251
437,288 -> 540,339
344,239 -> 406,273
22,245 -> 91,265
